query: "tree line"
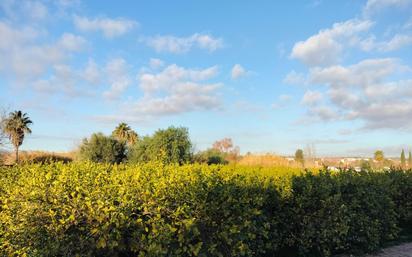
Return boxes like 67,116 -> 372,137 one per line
2,109 -> 411,167
0,110 -> 238,165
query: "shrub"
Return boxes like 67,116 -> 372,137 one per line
0,163 -> 411,257
78,133 -> 126,164
193,149 -> 228,165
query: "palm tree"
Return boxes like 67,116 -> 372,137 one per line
127,130 -> 138,145
3,111 -> 33,163
112,122 -> 138,145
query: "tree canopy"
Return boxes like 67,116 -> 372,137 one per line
112,122 -> 138,145
128,126 -> 192,165
78,133 -> 126,164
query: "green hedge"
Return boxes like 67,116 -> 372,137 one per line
0,163 -> 411,256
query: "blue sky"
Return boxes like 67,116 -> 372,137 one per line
1,0 -> 412,157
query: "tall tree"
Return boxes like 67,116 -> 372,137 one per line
2,111 -> 32,163
401,149 -> 406,167
409,151 -> 412,168
295,149 -> 304,167
112,122 -> 139,145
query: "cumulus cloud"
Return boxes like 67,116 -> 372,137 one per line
377,34 -> 412,51
142,33 -> 223,53
83,59 -> 100,85
363,0 -> 412,16
304,58 -> 412,129
58,32 -> 87,52
99,63 -> 222,122
0,22 -> 39,49
301,90 -> 322,106
73,15 -> 138,38
149,58 -> 164,69
103,58 -> 131,100
309,58 -> 402,88
0,22 -> 87,84
0,0 -> 48,21
231,64 -> 248,79
291,19 -> 373,66
283,70 -> 306,85
308,106 -> 339,121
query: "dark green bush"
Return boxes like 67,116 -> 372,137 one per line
78,133 -> 126,164
193,149 -> 228,165
128,127 -> 192,165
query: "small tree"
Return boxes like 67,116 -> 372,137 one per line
295,149 -> 304,167
2,111 -> 32,163
78,133 -> 126,164
212,138 -> 240,163
212,138 -> 234,153
374,150 -> 384,162
401,149 -> 406,168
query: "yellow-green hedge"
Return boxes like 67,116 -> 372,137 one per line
0,162 -> 411,256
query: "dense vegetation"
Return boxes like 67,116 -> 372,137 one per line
1,162 -> 411,256
128,127 -> 192,165
78,132 -> 127,164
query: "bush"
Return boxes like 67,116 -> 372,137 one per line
78,133 -> 126,164
193,149 -> 228,165
128,127 -> 192,165
0,163 -> 411,257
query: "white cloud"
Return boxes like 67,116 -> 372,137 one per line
283,70 -> 306,85
0,0 -> 48,21
83,59 -> 100,85
138,64 -> 218,93
308,106 -> 339,121
149,58 -> 164,69
291,19 -> 373,66
73,15 -> 138,38
24,1 -> 48,20
0,22 -> 88,85
0,21 -> 39,50
363,0 -> 412,16
377,34 -> 412,51
142,33 -> 223,53
287,0 -> 412,130
272,94 -> 292,109
58,33 -> 87,52
103,58 -> 131,100
231,64 -> 248,79
301,90 -> 323,106
32,64 -> 91,97
99,63 -> 222,121
309,58 -> 402,88
305,58 -> 412,129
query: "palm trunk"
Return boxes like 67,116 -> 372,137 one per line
15,146 -> 19,164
